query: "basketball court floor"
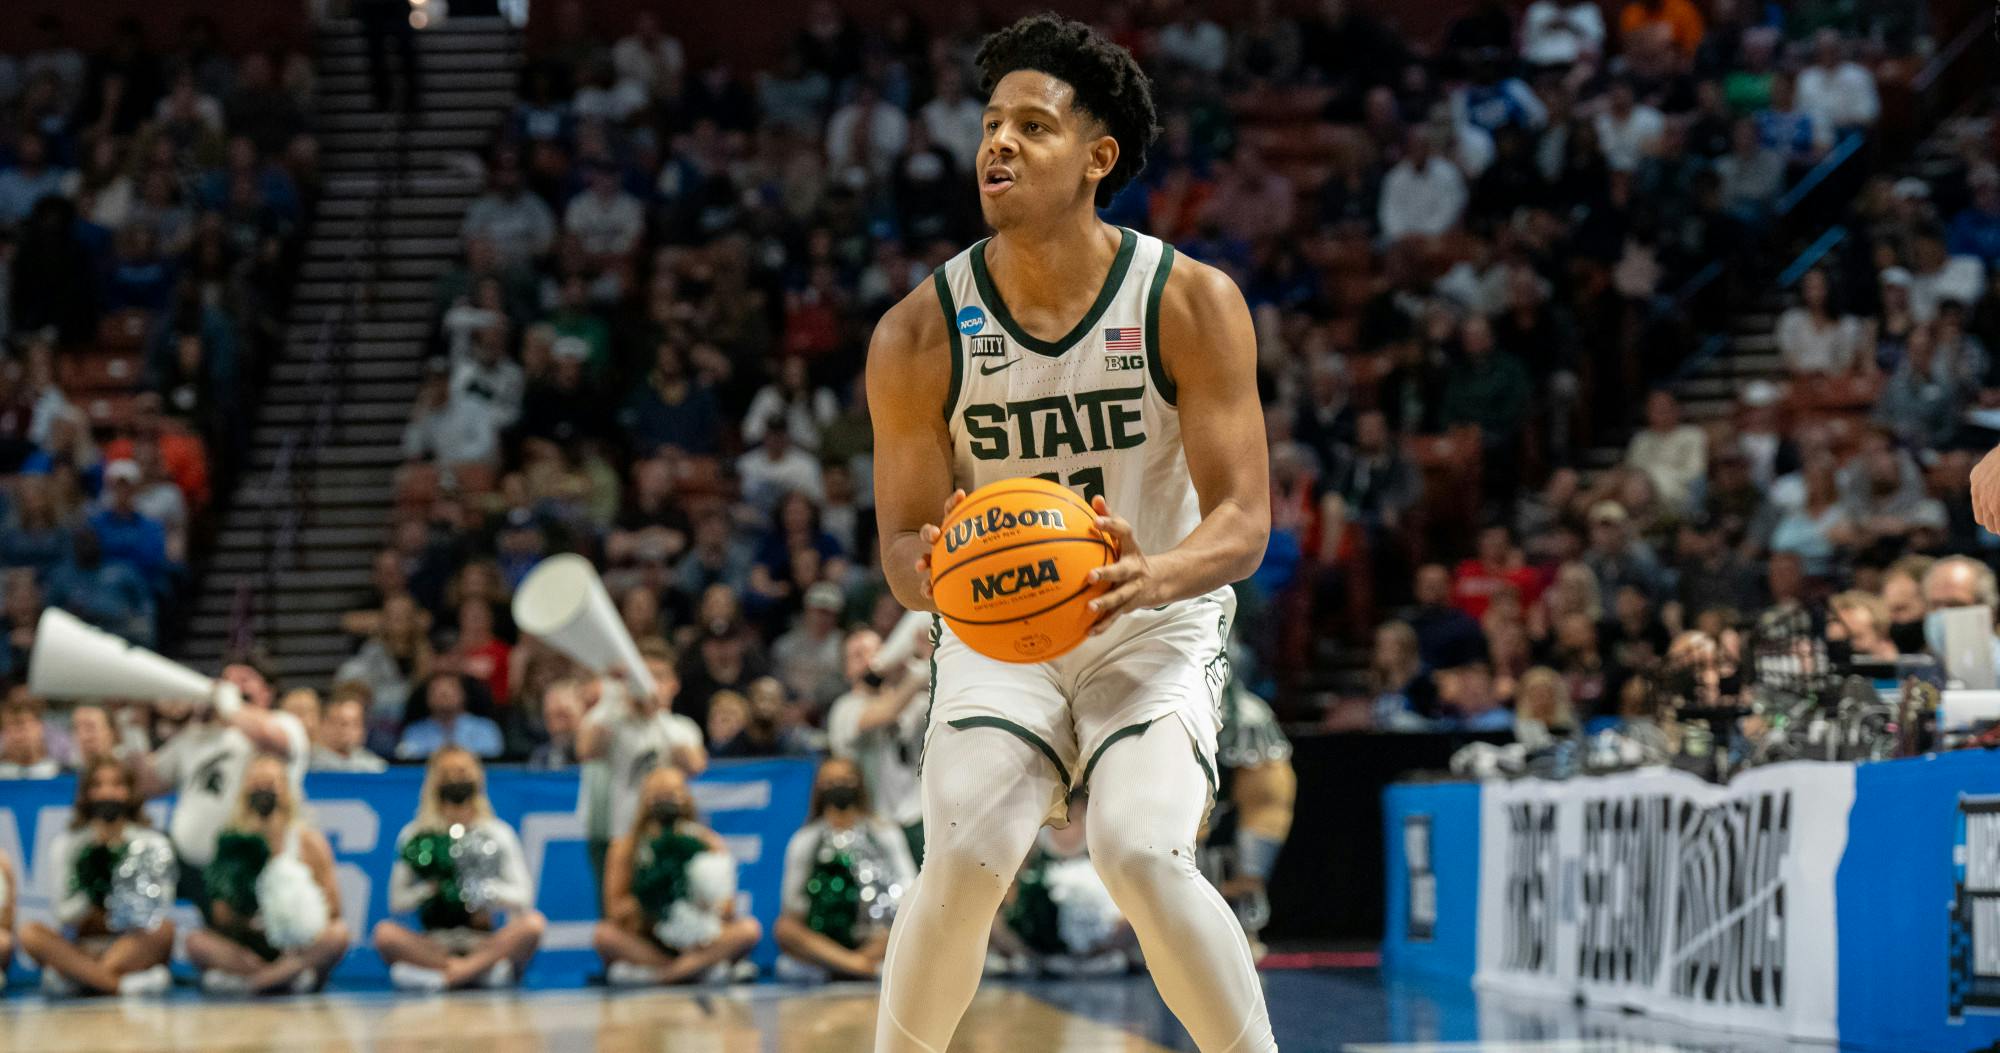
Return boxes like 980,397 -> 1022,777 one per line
0,967 -> 1855,1052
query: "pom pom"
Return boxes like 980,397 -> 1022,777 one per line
1045,857 -> 1121,955
107,836 -> 176,933
654,900 -> 724,951
686,852 -> 737,911
256,855 -> 330,951
630,832 -> 707,920
72,842 -> 117,907
205,832 -> 272,921
451,826 -> 508,912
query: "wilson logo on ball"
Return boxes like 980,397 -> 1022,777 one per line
970,559 -> 1063,602
942,507 -> 1069,554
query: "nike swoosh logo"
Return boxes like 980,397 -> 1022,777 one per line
978,359 -> 1016,375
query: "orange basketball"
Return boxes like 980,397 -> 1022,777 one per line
931,476 -> 1117,663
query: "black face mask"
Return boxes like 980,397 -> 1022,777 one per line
821,783 -> 862,811
438,780 -> 478,805
1890,619 -> 1927,654
88,799 -> 127,823
247,789 -> 279,818
648,800 -> 684,827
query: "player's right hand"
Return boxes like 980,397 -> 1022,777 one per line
1975,444 -> 2000,534
914,489 -> 966,599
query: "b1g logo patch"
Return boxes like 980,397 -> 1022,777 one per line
1105,354 -> 1143,371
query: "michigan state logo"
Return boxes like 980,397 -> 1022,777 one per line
971,559 -> 1061,602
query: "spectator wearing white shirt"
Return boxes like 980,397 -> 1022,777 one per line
1378,130 -> 1467,244
563,159 -> 646,264
1777,269 -> 1866,375
1714,118 -> 1786,217
0,692 -> 59,779
825,81 -> 908,182
572,60 -> 648,125
736,419 -> 824,515
461,159 -> 557,268
310,689 -> 389,773
578,651 -> 709,840
1593,80 -> 1665,174
449,324 -> 525,435
743,355 -> 840,452
1521,0 -> 1605,67
826,627 -> 929,849
1795,29 -> 1878,133
919,64 -> 983,167
1155,1 -> 1229,76
1624,391 -> 1707,513
612,12 -> 685,101
1905,231 -> 1987,323
404,358 -> 502,471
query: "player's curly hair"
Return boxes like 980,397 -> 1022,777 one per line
974,13 -> 1159,207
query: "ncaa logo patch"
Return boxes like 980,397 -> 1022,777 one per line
956,306 -> 987,335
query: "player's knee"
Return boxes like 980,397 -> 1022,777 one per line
1088,826 -> 1196,902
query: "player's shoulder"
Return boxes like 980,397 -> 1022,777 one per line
1156,246 -> 1247,322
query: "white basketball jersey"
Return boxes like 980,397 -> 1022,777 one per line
934,227 -> 1202,559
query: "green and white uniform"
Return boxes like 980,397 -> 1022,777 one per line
928,226 -> 1233,817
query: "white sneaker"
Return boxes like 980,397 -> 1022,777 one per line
772,954 -> 828,984
478,959 -> 514,989
116,965 -> 172,996
389,962 -> 447,993
201,971 -> 254,995
288,968 -> 319,995
605,961 -> 664,987
40,969 -> 80,997
728,960 -> 759,983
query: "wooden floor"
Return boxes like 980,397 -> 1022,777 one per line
0,984 -> 1174,1053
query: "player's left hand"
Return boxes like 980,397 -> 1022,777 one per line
1085,495 -> 1161,634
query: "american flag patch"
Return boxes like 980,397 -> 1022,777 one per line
1103,326 -> 1141,351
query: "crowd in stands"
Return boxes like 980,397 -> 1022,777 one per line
347,0 -> 1937,759
0,14 -> 318,653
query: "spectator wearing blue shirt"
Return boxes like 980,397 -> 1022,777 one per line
1753,74 -> 1830,169
1948,169 -> 2000,266
1433,635 -> 1514,733
87,460 -> 169,586
396,674 -> 505,760
100,223 -> 179,315
44,526 -> 155,647
620,342 -> 722,456
0,131 -> 68,226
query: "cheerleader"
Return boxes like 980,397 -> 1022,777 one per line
991,798 -> 1135,977
1203,678 -> 1295,959
19,758 -> 176,995
374,746 -> 545,991
773,757 -> 916,981
0,853 -> 14,991
592,766 -> 760,985
186,755 -> 350,994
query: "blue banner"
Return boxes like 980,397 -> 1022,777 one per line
1837,750 -> 2000,1053
0,759 -> 816,984
1380,781 -> 1480,983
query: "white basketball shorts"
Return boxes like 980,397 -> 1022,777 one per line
923,586 -> 1236,823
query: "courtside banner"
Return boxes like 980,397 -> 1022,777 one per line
0,759 -> 815,982
1474,763 -> 1855,1042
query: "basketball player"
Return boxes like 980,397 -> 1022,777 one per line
867,15 -> 1273,1053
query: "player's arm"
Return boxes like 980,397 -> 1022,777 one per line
1089,258 -> 1270,628
868,280 -> 960,615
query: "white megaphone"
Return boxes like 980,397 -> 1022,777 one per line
512,553 -> 659,700
28,608 -> 242,715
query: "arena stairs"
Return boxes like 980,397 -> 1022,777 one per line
178,16 -> 520,683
